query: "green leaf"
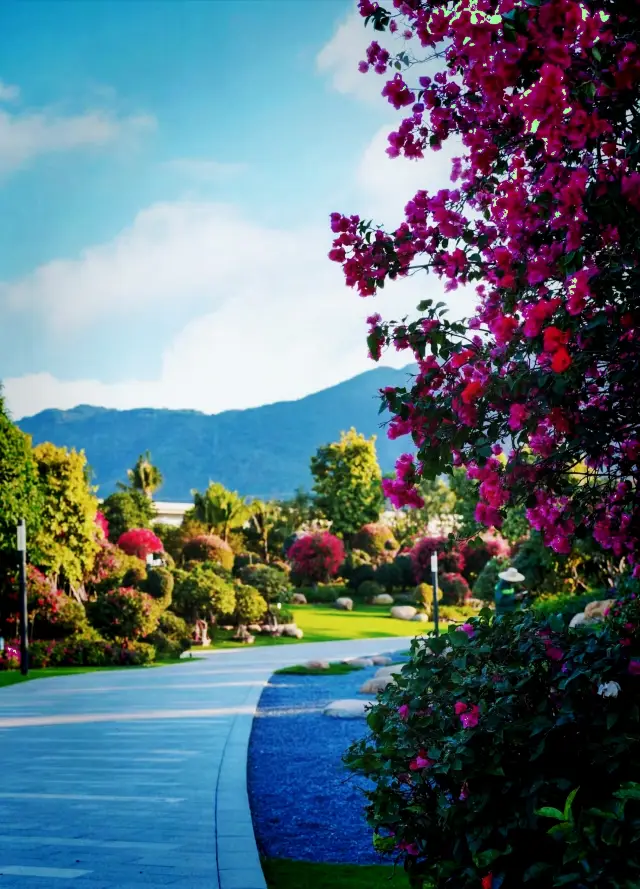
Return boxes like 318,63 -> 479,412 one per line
536,806 -> 565,821
564,787 -> 579,821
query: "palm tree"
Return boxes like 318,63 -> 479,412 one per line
247,500 -> 283,562
126,451 -> 163,500
191,482 -> 250,541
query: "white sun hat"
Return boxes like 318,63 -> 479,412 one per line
498,567 -> 525,583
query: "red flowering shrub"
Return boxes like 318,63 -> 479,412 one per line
347,592 -> 640,889
117,528 -> 164,561
330,0 -> 640,573
87,587 -> 158,641
182,534 -> 234,571
461,533 -> 512,584
352,523 -> 399,563
411,537 -> 465,582
288,532 -> 345,585
439,571 -> 471,606
30,638 -> 155,668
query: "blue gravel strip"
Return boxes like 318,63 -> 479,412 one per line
248,652 -> 409,865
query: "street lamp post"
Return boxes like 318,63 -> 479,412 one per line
431,551 -> 440,638
16,519 -> 28,676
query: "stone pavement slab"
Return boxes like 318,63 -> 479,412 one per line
0,636 -> 412,889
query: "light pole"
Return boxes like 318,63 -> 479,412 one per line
431,550 -> 440,638
16,519 -> 28,676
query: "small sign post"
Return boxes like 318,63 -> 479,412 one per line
431,551 -> 440,638
16,519 -> 28,676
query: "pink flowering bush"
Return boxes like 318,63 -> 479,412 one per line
330,0 -> 640,572
95,511 -> 109,539
87,586 -> 158,642
117,528 -> 164,561
352,523 -> 399,563
346,598 -> 640,888
461,533 -> 512,584
288,532 -> 345,585
411,536 -> 465,582
439,571 -> 471,606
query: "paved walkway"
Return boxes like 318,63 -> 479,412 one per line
0,637 -> 413,889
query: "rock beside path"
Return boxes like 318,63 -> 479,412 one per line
359,676 -> 393,695
335,597 -> 354,611
323,699 -> 372,719
391,605 -> 417,621
371,655 -> 392,666
344,657 -> 374,667
372,594 -> 394,605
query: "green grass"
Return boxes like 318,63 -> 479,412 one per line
0,657 -> 200,689
274,662 -> 365,676
202,605 -> 432,649
262,859 -> 406,889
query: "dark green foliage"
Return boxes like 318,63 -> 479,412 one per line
146,610 -> 191,658
439,572 -> 471,606
340,549 -> 377,590
30,638 -> 156,667
472,556 -> 510,601
346,597 -> 640,889
351,523 -> 399,562
0,391 -> 41,561
233,553 -> 264,576
374,561 -> 403,593
152,523 -> 184,562
121,561 -> 148,589
173,563 -> 236,624
357,580 -> 385,600
144,567 -> 174,603
531,590 -> 605,619
101,489 -> 155,543
394,554 -> 416,588
295,583 -> 349,604
238,564 -> 291,603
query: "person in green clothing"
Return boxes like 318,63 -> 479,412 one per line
494,566 -> 527,615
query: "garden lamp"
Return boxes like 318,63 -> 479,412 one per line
16,519 -> 28,676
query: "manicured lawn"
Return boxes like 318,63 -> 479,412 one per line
262,859 -> 407,889
203,605 -> 431,649
0,658 -> 200,689
274,662 -> 365,676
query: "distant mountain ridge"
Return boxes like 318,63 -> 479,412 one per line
18,365 -> 417,501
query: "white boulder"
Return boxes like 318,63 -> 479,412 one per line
291,593 -> 308,605
359,676 -> 393,695
412,613 -> 429,622
306,660 -> 330,670
345,657 -> 374,667
375,665 -> 400,678
282,625 -> 304,639
391,605 -> 417,621
372,594 -> 394,606
324,699 -> 372,719
335,597 -> 354,611
371,656 -> 393,666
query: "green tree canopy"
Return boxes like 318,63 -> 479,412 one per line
389,476 -> 458,547
32,442 -> 100,588
310,428 -> 383,539
0,389 -> 41,559
190,482 -> 250,542
243,500 -> 284,562
101,489 -> 156,543
124,451 -> 163,499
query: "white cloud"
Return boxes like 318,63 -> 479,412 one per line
164,158 -> 246,182
0,106 -> 155,176
2,109 -> 475,420
0,80 -> 20,102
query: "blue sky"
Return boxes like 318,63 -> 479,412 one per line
0,0 -> 472,419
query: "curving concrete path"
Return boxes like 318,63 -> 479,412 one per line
0,637 -> 413,889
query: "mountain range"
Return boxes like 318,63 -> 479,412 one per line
18,365 -> 417,501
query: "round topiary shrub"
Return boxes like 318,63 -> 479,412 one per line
145,567 -> 175,603
117,528 -> 165,561
340,549 -> 377,590
121,560 -> 149,589
394,553 -> 417,589
182,535 -> 235,572
473,556 -> 511,601
238,564 -> 291,603
414,582 -> 442,614
88,587 -> 158,642
233,553 -> 264,576
375,561 -> 403,593
460,533 -> 512,584
439,572 -> 471,606
346,595 -> 640,889
173,563 -> 236,624
234,583 -> 268,625
287,532 -> 345,586
351,523 -> 399,563
357,579 -> 385,601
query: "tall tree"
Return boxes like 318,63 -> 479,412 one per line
390,476 -> 458,547
244,500 -> 284,563
0,388 -> 41,558
310,428 -> 384,539
191,482 -> 250,542
124,451 -> 163,499
101,489 -> 155,543
32,442 -> 100,588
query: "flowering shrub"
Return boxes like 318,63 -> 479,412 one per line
346,602 -> 640,889
87,587 -> 158,642
95,511 -> 109,539
0,644 -> 20,671
146,611 -> 192,658
411,537 -> 465,583
117,528 -> 164,561
330,0 -> 640,571
439,571 -> 471,606
182,534 -> 234,571
30,638 -> 156,668
461,533 -> 512,585
288,532 -> 345,585
352,523 -> 399,563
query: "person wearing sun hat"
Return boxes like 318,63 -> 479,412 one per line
494,566 -> 527,615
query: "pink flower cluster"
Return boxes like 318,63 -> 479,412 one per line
455,701 -> 480,729
328,0 -> 640,566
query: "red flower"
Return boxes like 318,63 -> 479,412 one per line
462,380 -> 484,404
551,347 -> 572,373
543,326 -> 570,352
481,875 -> 493,889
